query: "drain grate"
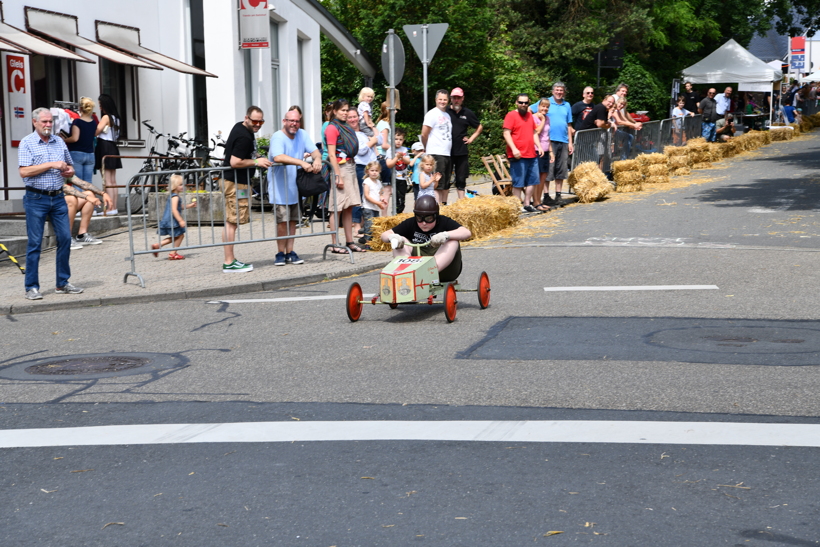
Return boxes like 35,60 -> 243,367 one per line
25,356 -> 150,376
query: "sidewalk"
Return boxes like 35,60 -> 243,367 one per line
0,178 -> 505,315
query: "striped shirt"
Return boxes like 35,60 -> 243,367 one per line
18,131 -> 73,190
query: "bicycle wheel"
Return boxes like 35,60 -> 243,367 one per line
128,164 -> 153,214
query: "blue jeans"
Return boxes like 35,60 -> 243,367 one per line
702,122 -> 716,142
70,150 -> 94,183
352,164 -> 366,224
24,190 -> 72,291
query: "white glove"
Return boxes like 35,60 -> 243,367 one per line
430,232 -> 450,248
390,235 -> 405,250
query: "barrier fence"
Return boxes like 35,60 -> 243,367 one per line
571,115 -> 703,172
123,164 -> 349,288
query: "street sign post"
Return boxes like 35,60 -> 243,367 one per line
403,23 -> 448,114
381,29 -> 406,215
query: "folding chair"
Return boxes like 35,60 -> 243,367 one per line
481,155 -> 512,196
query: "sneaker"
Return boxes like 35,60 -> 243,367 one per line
523,205 -> 538,213
55,282 -> 84,294
274,252 -> 286,266
222,259 -> 253,273
70,238 -> 83,250
25,288 -> 43,300
286,251 -> 304,265
75,233 -> 102,245
105,209 -> 119,216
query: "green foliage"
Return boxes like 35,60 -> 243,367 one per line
467,117 -> 506,175
615,55 -> 668,119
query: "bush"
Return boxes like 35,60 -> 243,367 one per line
615,54 -> 668,120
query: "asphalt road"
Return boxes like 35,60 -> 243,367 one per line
2,133 -> 820,546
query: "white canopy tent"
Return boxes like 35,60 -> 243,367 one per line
799,71 -> 820,83
682,39 -> 782,126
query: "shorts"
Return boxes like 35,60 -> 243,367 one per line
548,142 -> 569,181
221,179 -> 250,225
452,155 -> 469,189
537,153 -> 551,174
508,157 -> 539,188
275,203 -> 300,223
159,226 -> 186,237
432,155 -> 452,190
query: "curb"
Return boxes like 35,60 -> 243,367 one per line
4,263 -> 383,316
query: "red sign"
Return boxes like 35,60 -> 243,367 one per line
239,0 -> 270,49
7,55 -> 25,93
791,36 -> 805,54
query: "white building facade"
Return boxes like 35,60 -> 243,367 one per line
0,0 -> 374,211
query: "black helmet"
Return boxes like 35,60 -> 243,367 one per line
413,195 -> 439,216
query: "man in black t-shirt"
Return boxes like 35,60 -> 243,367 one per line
577,95 -> 616,169
447,87 -> 483,202
381,196 -> 471,282
682,82 -> 700,114
220,106 -> 272,273
571,86 -> 596,130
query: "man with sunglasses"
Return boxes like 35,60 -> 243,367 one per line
381,195 -> 471,283
698,88 -> 719,142
503,94 -> 544,212
220,106 -> 273,273
572,87 -> 596,130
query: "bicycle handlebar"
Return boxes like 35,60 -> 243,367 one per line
391,238 -> 432,251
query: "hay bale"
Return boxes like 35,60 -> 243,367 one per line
706,143 -> 726,161
671,167 -> 691,177
645,164 -> 669,176
790,123 -> 801,135
645,175 -> 670,185
686,137 -> 709,151
667,155 -> 692,169
769,127 -> 794,141
568,161 -> 612,203
664,146 -> 689,157
369,195 -> 521,251
689,151 -> 712,164
614,171 -> 643,192
611,160 -> 639,173
692,162 -> 713,169
636,153 -> 667,167
801,120 -> 813,133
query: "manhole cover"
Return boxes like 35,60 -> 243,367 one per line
0,352 -> 187,381
26,356 -> 150,376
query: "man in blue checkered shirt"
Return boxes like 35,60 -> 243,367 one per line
18,107 -> 83,300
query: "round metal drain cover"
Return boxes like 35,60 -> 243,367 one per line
646,326 -> 820,355
0,352 -> 187,381
26,356 -> 150,376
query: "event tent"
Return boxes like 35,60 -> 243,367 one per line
682,39 -> 782,84
800,71 -> 820,83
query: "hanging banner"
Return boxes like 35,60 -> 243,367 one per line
791,37 -> 806,71
4,53 -> 30,147
239,0 -> 270,49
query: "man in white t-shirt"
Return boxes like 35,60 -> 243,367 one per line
421,90 -> 453,204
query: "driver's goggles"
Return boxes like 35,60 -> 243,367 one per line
415,214 -> 437,223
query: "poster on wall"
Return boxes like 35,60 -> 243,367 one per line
3,52 -> 30,147
239,0 -> 270,49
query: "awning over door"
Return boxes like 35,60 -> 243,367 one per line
0,9 -> 89,62
96,21 -> 216,78
25,8 -> 160,69
0,37 -> 28,53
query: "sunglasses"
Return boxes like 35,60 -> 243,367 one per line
517,101 -> 530,105
248,119 -> 265,125
415,214 -> 437,223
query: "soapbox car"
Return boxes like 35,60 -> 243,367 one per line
345,241 -> 491,323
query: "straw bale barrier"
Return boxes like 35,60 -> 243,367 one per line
706,143 -> 727,162
769,127 -> 794,141
645,164 -> 669,177
636,153 -> 667,167
689,150 -> 712,164
611,160 -> 639,173
801,120 -> 814,133
686,137 -> 709,151
692,162 -> 713,169
568,162 -> 612,203
614,171 -> 643,192
670,167 -> 691,177
667,155 -> 692,170
664,146 -> 689,157
790,123 -> 802,135
368,195 -> 521,251
645,175 -> 670,185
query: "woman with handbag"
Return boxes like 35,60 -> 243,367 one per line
323,99 -> 365,253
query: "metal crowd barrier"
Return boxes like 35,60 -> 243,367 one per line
571,127 -> 611,173
123,164 -> 348,288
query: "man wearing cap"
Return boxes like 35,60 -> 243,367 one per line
447,87 -> 483,201
381,195 -> 471,283
421,90 -> 453,205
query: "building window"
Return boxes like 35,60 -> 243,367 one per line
99,58 -> 138,141
189,0 -> 208,142
297,38 -> 305,116
270,21 -> 279,120
30,55 -> 75,110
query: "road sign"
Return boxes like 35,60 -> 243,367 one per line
403,23 -> 448,63
381,31 -> 405,88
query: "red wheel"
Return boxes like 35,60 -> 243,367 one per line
346,282 -> 364,322
388,303 -> 399,309
477,271 -> 491,309
444,283 -> 458,323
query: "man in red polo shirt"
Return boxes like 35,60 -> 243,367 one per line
502,94 -> 544,213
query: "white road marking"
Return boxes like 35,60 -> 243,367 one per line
1,420 -> 818,449
208,294 -> 376,304
544,285 -> 718,292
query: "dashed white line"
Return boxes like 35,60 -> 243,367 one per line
543,285 -> 719,292
208,294 -> 375,304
